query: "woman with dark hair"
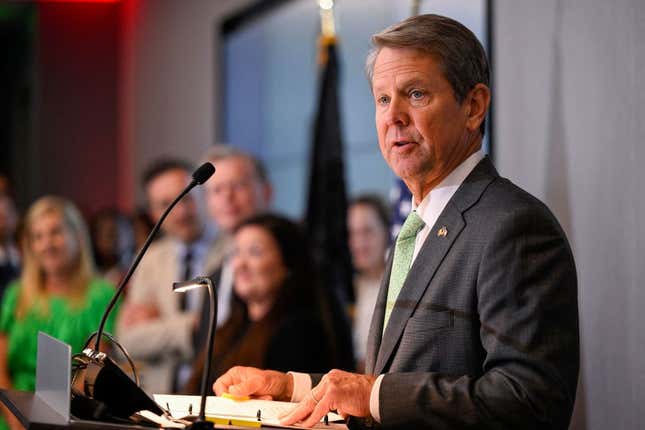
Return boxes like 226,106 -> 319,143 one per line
183,213 -> 342,393
89,208 -> 134,286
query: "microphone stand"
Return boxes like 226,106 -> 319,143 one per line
172,277 -> 217,430
71,163 -> 215,421
93,183 -> 194,351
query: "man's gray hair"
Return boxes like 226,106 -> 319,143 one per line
201,144 -> 269,183
365,14 -> 490,134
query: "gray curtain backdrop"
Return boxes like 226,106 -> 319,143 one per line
494,1 -> 645,429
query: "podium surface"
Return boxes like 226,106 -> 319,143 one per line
0,389 -> 152,429
0,389 -> 255,429
0,389 -> 347,430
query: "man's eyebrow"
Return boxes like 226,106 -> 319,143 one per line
372,77 -> 430,93
403,77 -> 428,87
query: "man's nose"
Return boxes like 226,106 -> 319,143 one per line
218,184 -> 235,201
385,97 -> 410,127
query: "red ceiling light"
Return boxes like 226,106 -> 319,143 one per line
36,0 -> 122,3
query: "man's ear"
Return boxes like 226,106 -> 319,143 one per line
464,83 -> 490,133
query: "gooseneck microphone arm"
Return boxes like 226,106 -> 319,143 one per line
197,278 -> 216,425
93,162 -> 215,351
172,277 -> 217,429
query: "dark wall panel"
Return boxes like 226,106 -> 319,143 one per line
38,2 -> 120,215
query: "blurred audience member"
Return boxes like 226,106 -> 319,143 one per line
0,195 -> 19,298
200,145 -> 272,330
184,214 -> 342,393
117,159 -> 222,394
90,208 -> 134,285
347,195 -> 390,371
0,196 -> 116,430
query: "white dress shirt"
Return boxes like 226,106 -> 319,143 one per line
353,275 -> 383,364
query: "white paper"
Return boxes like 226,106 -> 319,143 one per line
136,410 -> 185,428
154,394 -> 345,429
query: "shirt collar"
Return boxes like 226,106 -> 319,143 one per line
413,150 -> 485,229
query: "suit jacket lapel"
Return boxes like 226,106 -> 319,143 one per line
373,203 -> 465,374
371,156 -> 499,375
365,251 -> 394,375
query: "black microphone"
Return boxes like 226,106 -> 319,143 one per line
71,162 -> 216,422
192,162 -> 216,185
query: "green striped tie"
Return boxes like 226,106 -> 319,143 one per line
383,211 -> 425,332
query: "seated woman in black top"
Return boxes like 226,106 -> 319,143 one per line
184,213 -> 351,393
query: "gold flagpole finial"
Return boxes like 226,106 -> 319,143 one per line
318,0 -> 336,39
317,0 -> 336,65
410,0 -> 421,17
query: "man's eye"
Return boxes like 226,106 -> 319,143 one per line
410,90 -> 424,99
377,95 -> 389,105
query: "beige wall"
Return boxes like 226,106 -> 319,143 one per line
494,1 -> 645,428
119,0 -> 253,208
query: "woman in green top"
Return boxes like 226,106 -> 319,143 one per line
0,196 -> 118,430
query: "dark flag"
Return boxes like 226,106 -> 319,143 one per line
305,36 -> 353,306
305,36 -> 355,370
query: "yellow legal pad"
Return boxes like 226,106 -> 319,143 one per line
207,416 -> 262,428
221,392 -> 251,401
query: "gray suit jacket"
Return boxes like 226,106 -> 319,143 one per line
344,157 -> 578,429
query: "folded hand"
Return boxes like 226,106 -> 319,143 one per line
213,366 -> 294,402
280,369 -> 376,428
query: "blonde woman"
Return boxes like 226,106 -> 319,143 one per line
0,197 -> 117,430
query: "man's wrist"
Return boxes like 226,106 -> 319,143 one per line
287,372 -> 312,402
283,372 -> 294,402
369,374 -> 384,423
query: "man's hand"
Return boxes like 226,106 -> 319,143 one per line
213,366 -> 294,402
280,369 -> 376,428
119,303 -> 160,327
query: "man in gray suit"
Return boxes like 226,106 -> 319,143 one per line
213,14 -> 579,429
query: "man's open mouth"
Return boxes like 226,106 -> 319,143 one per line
394,140 -> 415,147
